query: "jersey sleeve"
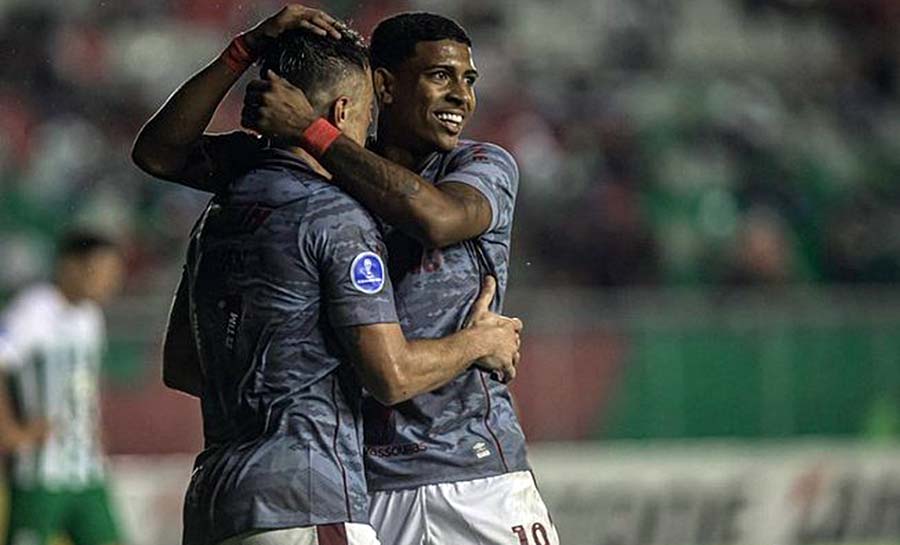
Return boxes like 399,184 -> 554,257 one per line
436,142 -> 520,234
0,293 -> 40,371
304,197 -> 399,328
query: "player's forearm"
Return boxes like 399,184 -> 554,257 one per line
321,136 -> 463,247
132,57 -> 241,179
0,378 -> 28,449
383,328 -> 492,405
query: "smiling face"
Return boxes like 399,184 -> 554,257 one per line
379,39 -> 478,155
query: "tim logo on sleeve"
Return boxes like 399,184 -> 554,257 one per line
351,252 -> 386,294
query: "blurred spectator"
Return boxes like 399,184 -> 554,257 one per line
722,207 -> 795,285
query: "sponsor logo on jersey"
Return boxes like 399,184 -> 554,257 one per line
219,294 -> 243,352
473,441 -> 492,459
365,442 -> 428,458
350,251 -> 385,294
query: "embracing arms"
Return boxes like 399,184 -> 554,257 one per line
132,4 -> 498,248
161,274 -> 520,405
242,72 -> 496,248
323,138 -> 492,248
339,276 -> 520,406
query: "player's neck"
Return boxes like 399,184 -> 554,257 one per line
374,121 -> 432,171
54,277 -> 82,305
283,145 -> 332,180
373,139 -> 432,172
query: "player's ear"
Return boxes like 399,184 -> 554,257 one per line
330,96 -> 351,131
373,68 -> 394,106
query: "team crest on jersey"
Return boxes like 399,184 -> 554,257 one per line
351,252 -> 385,294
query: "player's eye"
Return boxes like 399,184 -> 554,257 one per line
464,75 -> 477,87
429,70 -> 450,82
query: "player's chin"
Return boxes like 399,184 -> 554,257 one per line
429,131 -> 460,152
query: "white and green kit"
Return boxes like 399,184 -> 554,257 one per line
0,284 -> 119,545
0,283 -> 106,488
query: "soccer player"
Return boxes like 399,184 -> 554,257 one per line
0,230 -> 125,545
241,12 -> 560,545
132,11 -> 522,545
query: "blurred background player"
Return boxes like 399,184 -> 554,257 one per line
240,10 -> 558,545
133,9 -> 522,545
0,230 -> 124,545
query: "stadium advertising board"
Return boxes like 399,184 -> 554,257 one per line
529,443 -> 900,545
103,443 -> 900,545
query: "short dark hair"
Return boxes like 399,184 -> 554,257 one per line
370,12 -> 472,71
57,229 -> 118,260
260,26 -> 369,104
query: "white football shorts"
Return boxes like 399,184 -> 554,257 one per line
216,523 -> 381,545
369,470 -> 560,545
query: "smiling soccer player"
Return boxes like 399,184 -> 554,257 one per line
240,11 -> 560,545
132,7 -> 523,545
132,5 -> 552,544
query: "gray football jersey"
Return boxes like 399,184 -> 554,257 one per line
182,149 -> 397,545
363,140 -> 530,491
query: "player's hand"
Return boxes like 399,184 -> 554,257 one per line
242,70 -> 317,142
243,5 -> 342,53
465,276 -> 523,384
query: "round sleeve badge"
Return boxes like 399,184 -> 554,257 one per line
350,251 -> 386,294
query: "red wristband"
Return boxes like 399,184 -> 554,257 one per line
220,35 -> 255,75
300,118 -> 342,157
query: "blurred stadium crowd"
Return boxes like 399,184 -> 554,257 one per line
2,0 -> 900,294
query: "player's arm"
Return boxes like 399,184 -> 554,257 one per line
337,277 -> 521,406
161,272 -> 203,397
242,73 -> 497,248
323,139 -> 493,248
0,306 -> 49,452
0,372 -> 47,453
131,5 -> 342,191
312,205 -> 520,405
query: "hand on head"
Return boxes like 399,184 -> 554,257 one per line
241,70 -> 317,143
243,4 -> 342,53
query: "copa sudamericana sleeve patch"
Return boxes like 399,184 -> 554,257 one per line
350,251 -> 386,294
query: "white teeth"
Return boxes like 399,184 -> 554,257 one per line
436,113 -> 463,124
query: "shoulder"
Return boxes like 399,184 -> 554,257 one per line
4,284 -> 60,317
77,300 -> 104,326
449,140 -> 519,175
455,140 -> 516,158
0,284 -> 61,337
225,163 -> 310,201
305,184 -> 380,233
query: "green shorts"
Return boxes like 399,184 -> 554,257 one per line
5,484 -> 121,545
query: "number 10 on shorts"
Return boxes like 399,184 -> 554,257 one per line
511,523 -> 549,545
